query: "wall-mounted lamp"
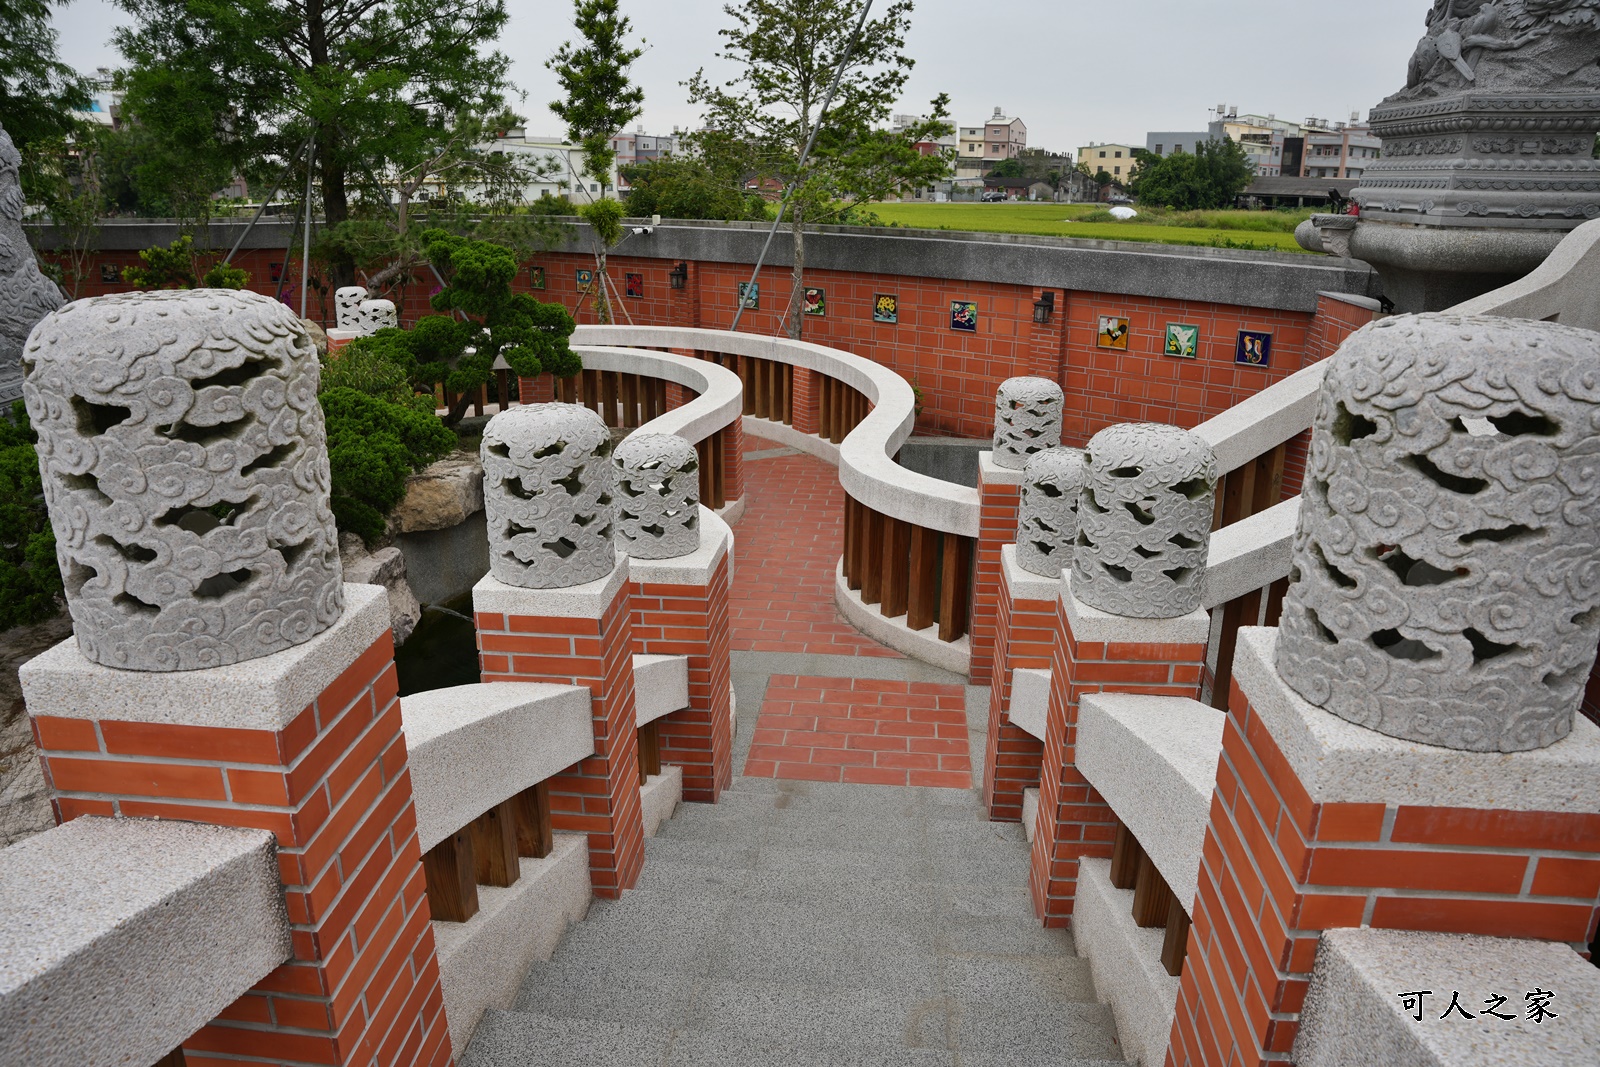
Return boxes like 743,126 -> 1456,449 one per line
669,262 -> 689,290
1032,291 -> 1055,325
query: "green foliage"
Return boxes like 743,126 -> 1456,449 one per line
1131,138 -> 1256,211
320,332 -> 430,410
0,0 -> 91,156
318,387 -> 455,544
121,236 -> 251,290
621,156 -> 762,221
0,402 -> 63,632
546,0 -> 645,189
988,158 -> 1025,179
579,197 -> 626,248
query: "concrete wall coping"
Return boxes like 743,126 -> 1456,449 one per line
1001,544 -> 1062,604
1316,291 -> 1384,312
1073,857 -> 1181,1067
1203,497 -> 1300,609
978,451 -> 1027,488
740,414 -> 841,465
400,683 -> 595,853
1234,627 -> 1600,812
1077,693 -> 1225,916
573,325 -> 981,536
1295,927 -> 1600,1067
18,584 -> 389,732
833,560 -> 971,674
571,344 -> 743,447
1062,575 -> 1211,646
1191,359 -> 1326,475
1453,216 -> 1600,332
634,655 -> 690,727
0,817 -> 291,1067
1007,668 -> 1050,742
473,551 -> 629,619
627,507 -> 733,587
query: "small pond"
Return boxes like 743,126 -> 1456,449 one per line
395,592 -> 481,697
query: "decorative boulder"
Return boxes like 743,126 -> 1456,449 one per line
481,403 -> 617,588
0,122 -> 64,405
1073,423 -> 1216,619
993,376 -> 1064,470
22,289 -> 344,671
613,433 -> 700,560
1016,447 -> 1086,579
1276,313 -> 1600,753
357,299 -> 397,335
334,286 -> 366,330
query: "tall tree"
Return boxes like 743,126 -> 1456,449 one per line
113,0 -> 516,283
687,0 -> 951,339
546,0 -> 645,324
0,0 -> 90,156
1130,138 -> 1255,210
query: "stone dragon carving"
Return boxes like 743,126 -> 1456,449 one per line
0,123 -> 65,405
1396,0 -> 1600,102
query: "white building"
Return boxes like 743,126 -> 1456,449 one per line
480,129 -> 621,202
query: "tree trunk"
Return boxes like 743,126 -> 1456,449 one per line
594,248 -> 611,325
787,210 -> 806,341
319,150 -> 355,288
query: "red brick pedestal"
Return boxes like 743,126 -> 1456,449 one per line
517,375 -> 555,405
628,511 -> 736,803
982,545 -> 1058,822
22,586 -> 452,1067
1030,579 -> 1209,927
792,367 -> 821,436
969,453 -> 1026,686
1167,628 -> 1600,1067
474,555 -> 647,898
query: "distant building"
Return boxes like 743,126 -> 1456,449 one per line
1208,112 -> 1288,177
984,108 -> 1027,163
1202,108 -> 1379,181
610,128 -> 681,168
482,128 -> 620,201
1297,117 -> 1381,181
1076,143 -> 1140,183
1144,132 -> 1210,158
77,69 -> 121,129
981,176 -> 1055,202
889,114 -> 956,159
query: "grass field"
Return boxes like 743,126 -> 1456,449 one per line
861,202 -> 1315,253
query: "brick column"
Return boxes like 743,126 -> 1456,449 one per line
665,382 -> 690,410
721,419 -> 745,506
628,511 -> 735,803
983,545 -> 1057,822
668,260 -> 701,329
1027,286 -> 1068,380
1030,578 -> 1208,927
23,586 -> 452,1067
1166,628 -> 1600,1067
792,367 -> 821,436
518,375 -> 554,405
969,452 -> 1025,686
473,555 -> 646,898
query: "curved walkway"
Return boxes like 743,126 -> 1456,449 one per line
461,437 -> 1126,1067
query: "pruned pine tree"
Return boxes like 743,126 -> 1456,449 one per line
687,0 -> 952,339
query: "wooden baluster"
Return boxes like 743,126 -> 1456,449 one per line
154,1050 -> 186,1067
907,525 -> 938,631
782,363 -> 794,425
495,368 -> 511,411
767,358 -> 780,419
421,829 -> 479,922
638,721 -> 662,784
1131,852 -> 1176,928
1263,576 -> 1289,627
861,507 -> 885,606
842,496 -> 858,587
602,371 -> 620,427
1161,896 -> 1191,977
469,800 -> 520,888
621,373 -> 639,427
513,781 -> 553,860
696,437 -> 713,507
739,354 -> 753,415
938,533 -> 972,642
1110,820 -> 1143,889
880,515 -> 911,618
712,429 -> 727,508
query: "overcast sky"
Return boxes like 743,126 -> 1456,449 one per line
52,0 -> 1424,153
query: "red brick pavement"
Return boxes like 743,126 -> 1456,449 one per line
744,676 -> 972,789
732,436 -> 901,658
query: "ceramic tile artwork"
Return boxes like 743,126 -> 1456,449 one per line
803,287 -> 825,316
739,281 -> 759,309
950,300 -> 978,332
873,293 -> 898,323
1097,315 -> 1130,350
1165,323 -> 1200,359
529,266 -> 545,289
1236,329 -> 1272,366
576,268 -> 594,291
626,273 -> 644,298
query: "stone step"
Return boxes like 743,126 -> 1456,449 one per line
651,803 -> 1027,852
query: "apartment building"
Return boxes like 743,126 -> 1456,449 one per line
1076,143 -> 1141,182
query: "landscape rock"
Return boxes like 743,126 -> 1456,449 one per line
390,453 -> 485,534
340,534 -> 421,646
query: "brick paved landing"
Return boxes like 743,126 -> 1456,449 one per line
746,676 -> 973,788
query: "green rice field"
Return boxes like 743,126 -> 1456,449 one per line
862,202 -> 1316,253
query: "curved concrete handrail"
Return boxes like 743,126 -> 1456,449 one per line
574,325 -> 981,536
570,344 -> 743,447
0,817 -> 291,1067
1203,497 -> 1301,609
1191,361 -> 1325,476
1453,216 -> 1600,332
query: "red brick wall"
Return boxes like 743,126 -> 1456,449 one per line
1305,292 -> 1378,367
32,632 -> 452,1067
981,565 -> 1052,823
475,585 -> 647,898
630,554 -> 735,803
968,471 -> 1022,686
1167,675 -> 1600,1067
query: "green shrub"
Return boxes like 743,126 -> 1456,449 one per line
323,330 -> 433,410
0,403 -> 63,632
319,387 -> 456,544
121,235 -> 251,290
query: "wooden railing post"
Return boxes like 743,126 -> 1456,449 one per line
1209,441 -> 1290,709
938,533 -> 973,642
422,829 -> 479,923
881,516 -> 911,618
469,800 -> 520,889
513,781 -> 553,860
861,507 -> 885,606
907,525 -> 938,631
637,721 -> 662,784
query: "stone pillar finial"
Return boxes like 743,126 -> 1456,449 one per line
22,288 -> 344,671
613,433 -> 700,559
993,376 -> 1064,470
1015,447 -> 1086,579
356,299 -> 397,335
1072,423 -> 1216,619
1276,313 -> 1600,753
482,403 -> 617,588
333,286 -> 366,330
